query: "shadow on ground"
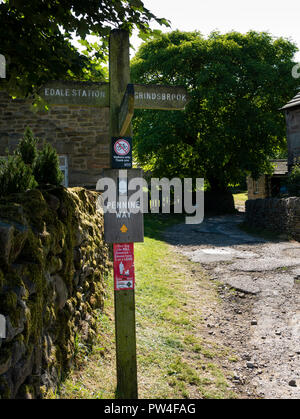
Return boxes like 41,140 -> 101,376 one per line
162,213 -> 275,248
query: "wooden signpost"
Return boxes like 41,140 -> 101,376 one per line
38,29 -> 189,400
102,29 -> 190,399
119,84 -> 135,136
108,29 -> 138,400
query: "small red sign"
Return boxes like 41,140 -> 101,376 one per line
114,138 -> 131,156
113,243 -> 135,291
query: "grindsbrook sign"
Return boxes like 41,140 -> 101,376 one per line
134,84 -> 189,110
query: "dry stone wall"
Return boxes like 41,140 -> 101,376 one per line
0,186 -> 110,398
245,197 -> 300,240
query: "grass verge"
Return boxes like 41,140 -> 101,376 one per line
233,192 -> 248,210
49,214 -> 239,399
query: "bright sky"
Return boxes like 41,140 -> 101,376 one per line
130,0 -> 300,61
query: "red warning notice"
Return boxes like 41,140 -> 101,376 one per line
113,243 -> 135,291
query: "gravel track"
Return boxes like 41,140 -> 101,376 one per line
164,214 -> 300,399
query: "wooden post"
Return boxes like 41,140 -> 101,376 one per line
109,29 -> 131,138
109,29 -> 138,399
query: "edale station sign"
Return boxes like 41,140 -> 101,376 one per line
40,81 -> 109,107
40,81 -> 190,110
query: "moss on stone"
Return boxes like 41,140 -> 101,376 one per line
0,186 -> 110,398
0,290 -> 18,313
0,376 -> 11,399
17,384 -> 35,399
0,269 -> 4,289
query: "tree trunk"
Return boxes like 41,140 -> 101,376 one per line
205,176 -> 236,214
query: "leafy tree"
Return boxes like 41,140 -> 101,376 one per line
131,31 -> 298,192
0,0 -> 169,97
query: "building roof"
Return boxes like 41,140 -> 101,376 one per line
270,159 -> 288,175
280,91 -> 300,111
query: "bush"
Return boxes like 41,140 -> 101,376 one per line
287,164 -> 300,196
33,143 -> 64,186
0,155 -> 37,196
16,127 -> 38,165
0,128 -> 64,197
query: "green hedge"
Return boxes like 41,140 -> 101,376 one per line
0,128 -> 63,197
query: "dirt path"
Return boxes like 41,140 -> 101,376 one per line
164,214 -> 300,399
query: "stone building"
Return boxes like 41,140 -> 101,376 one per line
280,90 -> 300,171
247,159 -> 288,200
0,81 -> 110,188
247,91 -> 300,200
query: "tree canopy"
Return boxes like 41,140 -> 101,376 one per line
131,30 -> 299,191
0,0 -> 168,97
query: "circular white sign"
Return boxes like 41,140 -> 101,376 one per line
114,139 -> 130,156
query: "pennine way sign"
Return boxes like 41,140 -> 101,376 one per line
97,168 -> 144,244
